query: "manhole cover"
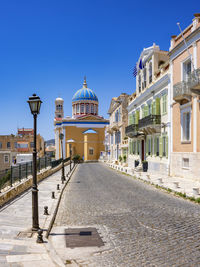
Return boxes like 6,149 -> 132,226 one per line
65,227 -> 104,248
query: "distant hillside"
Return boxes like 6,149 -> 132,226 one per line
45,139 -> 55,146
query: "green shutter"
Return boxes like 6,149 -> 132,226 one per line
133,113 -> 135,124
159,136 -> 162,157
156,98 -> 160,115
128,115 -> 131,125
151,137 -> 153,156
133,141 -> 135,154
129,141 -> 131,154
135,110 -> 140,124
166,136 -> 168,158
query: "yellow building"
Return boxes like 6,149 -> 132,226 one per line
54,78 -> 109,161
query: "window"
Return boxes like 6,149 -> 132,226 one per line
89,148 -> 94,155
0,142 -> 2,149
7,142 -> 10,148
148,104 -> 151,115
14,142 -> 18,148
149,62 -> 152,84
86,104 -> 90,114
156,137 -> 159,156
56,104 -> 62,111
80,104 -> 84,113
183,59 -> 192,81
77,104 -> 80,113
137,141 -> 140,155
143,67 -> 147,89
182,158 -> 189,169
94,105 -> 97,114
30,142 -> 34,148
138,75 -> 141,92
18,143 -> 28,148
111,134 -> 113,145
148,138 -> 151,155
162,94 -> 167,115
118,108 -> 121,121
4,155 -> 9,163
182,111 -> 191,141
91,104 -> 94,114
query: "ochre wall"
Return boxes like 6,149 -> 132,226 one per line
64,126 -> 106,160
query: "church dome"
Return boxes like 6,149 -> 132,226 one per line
72,78 -> 98,102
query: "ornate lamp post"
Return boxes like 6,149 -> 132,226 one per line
67,139 -> 75,172
27,93 -> 42,231
59,133 -> 65,183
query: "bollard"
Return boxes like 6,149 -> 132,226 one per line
44,206 -> 49,215
36,229 -> 44,243
57,184 -> 60,190
51,192 -> 55,199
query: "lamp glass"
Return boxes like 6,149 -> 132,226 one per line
28,94 -> 42,115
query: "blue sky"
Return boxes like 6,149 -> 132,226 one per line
0,0 -> 198,140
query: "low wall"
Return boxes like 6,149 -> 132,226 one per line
0,162 -> 68,208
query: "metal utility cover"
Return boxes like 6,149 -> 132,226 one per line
65,227 -> 104,248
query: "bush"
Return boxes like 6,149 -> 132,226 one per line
123,155 -> 127,162
72,154 -> 82,163
119,156 -> 122,162
0,170 -> 11,190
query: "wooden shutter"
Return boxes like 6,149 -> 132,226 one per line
156,98 -> 160,115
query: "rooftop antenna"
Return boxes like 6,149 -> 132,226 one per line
177,22 -> 195,71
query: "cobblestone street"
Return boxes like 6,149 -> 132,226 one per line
53,163 -> 200,266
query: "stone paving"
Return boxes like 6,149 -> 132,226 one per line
51,162 -> 200,267
0,164 -> 72,267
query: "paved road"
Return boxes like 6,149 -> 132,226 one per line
54,163 -> 200,267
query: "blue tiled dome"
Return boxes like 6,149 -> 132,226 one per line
72,78 -> 98,102
72,88 -> 98,102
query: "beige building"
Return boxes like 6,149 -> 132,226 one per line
0,130 -> 44,171
169,13 -> 200,179
54,78 -> 109,162
126,44 -> 170,174
107,93 -> 129,162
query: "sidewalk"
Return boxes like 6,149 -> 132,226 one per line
106,162 -> 200,198
0,163 -> 76,267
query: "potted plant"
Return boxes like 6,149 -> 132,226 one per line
72,154 -> 82,163
135,160 -> 139,168
142,160 -> 148,172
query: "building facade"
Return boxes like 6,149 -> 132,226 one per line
0,130 -> 44,171
107,93 -> 129,163
54,78 -> 109,161
169,13 -> 200,179
126,44 -> 171,174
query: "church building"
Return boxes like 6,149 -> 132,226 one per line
54,78 -> 109,161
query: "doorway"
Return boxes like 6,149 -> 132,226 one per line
141,140 -> 144,162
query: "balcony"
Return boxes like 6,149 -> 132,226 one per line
188,68 -> 200,94
111,121 -> 122,131
138,115 -> 161,134
125,124 -> 138,138
173,81 -> 191,102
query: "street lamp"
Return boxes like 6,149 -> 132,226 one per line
59,133 -> 65,183
67,139 -> 75,172
27,93 -> 42,231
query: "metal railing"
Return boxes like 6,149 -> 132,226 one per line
125,124 -> 138,137
0,157 -> 70,193
138,114 -> 161,129
188,68 -> 200,93
173,81 -> 191,100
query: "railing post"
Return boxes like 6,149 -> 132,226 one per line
10,166 -> 13,187
19,164 -> 21,182
26,162 -> 28,179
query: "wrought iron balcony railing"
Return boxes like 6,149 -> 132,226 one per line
173,81 -> 191,101
138,114 -> 161,129
188,68 -> 200,94
125,124 -> 138,138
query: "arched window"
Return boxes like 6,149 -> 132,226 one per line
86,104 -> 90,114
149,62 -> 152,84
77,104 -> 80,113
94,105 -> 97,114
81,104 -> 84,114
91,104 -> 94,114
